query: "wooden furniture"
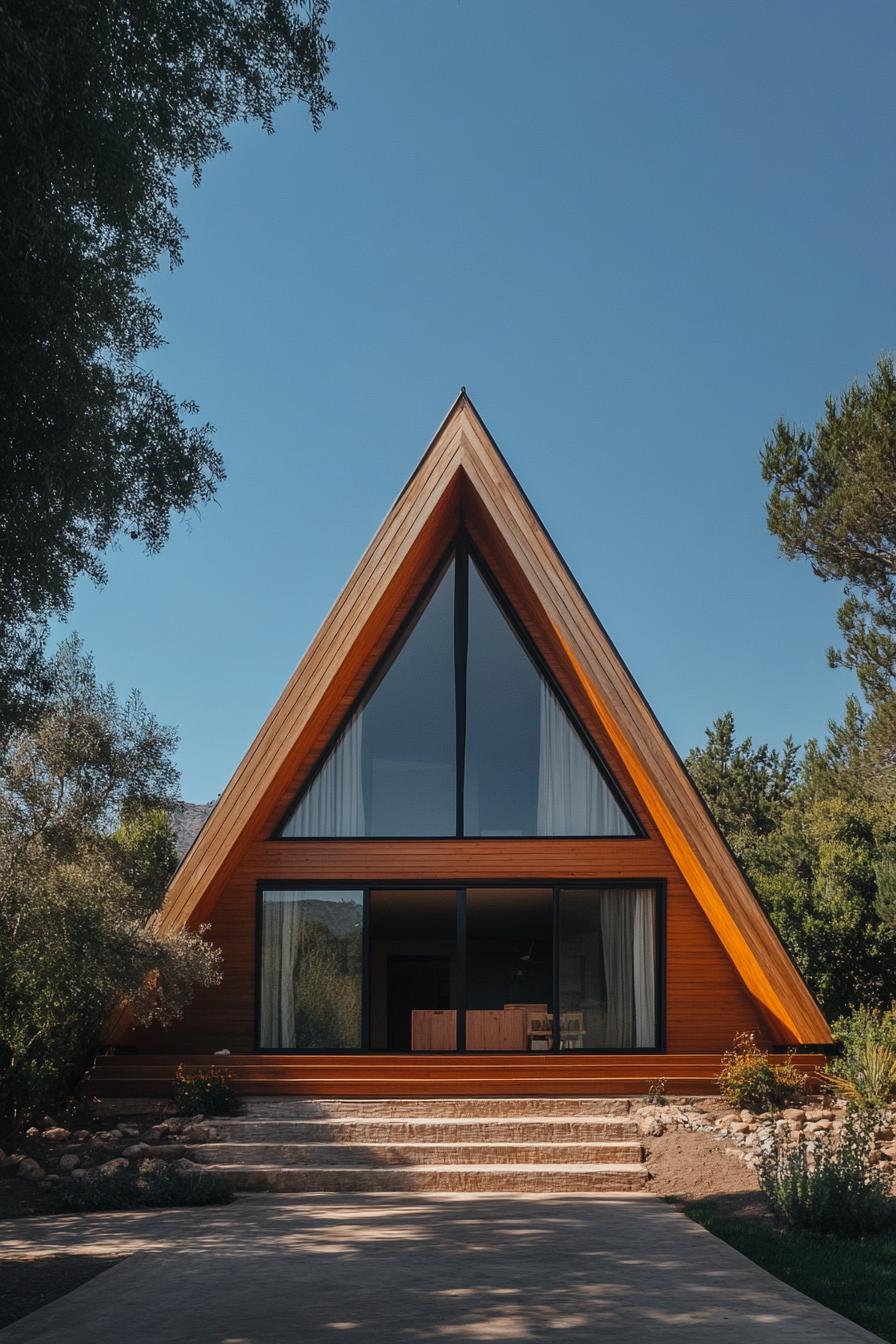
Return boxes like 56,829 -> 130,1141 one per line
466,1009 -> 527,1051
526,1012 -> 553,1051
410,1010 -> 456,1051
560,1011 -> 585,1050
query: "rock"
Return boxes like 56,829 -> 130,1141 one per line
59,1154 -> 81,1172
739,1110 -> 755,1122
638,1116 -> 663,1137
181,1124 -> 209,1144
173,1158 -> 201,1174
149,1122 -> 171,1138
39,1176 -> 61,1190
730,1121 -> 750,1134
25,1126 -> 39,1139
882,1143 -> 896,1162
782,1108 -> 806,1123
820,1110 -> 836,1121
869,1148 -> 885,1164
18,1158 -> 45,1181
107,1129 -> 123,1141
69,1168 -> 89,1181
123,1143 -> 153,1160
813,1119 -> 833,1132
97,1157 -> 129,1176
214,1049 -> 231,1056
72,1129 -> 91,1143
154,1144 -> 185,1162
2,1153 -> 24,1169
42,1127 -> 70,1142
719,1113 -> 740,1127
138,1158 -> 167,1176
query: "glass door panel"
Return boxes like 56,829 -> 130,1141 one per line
368,889 -> 458,1050
464,888 -> 553,1051
258,888 -> 363,1048
558,887 -> 657,1049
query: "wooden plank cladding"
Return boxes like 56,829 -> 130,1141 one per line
86,1052 -> 828,1100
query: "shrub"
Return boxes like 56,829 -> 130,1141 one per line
173,1064 -> 241,1116
646,1077 -> 667,1105
50,1164 -> 234,1212
827,1006 -> 896,1109
718,1032 -> 805,1112
758,1107 -> 896,1237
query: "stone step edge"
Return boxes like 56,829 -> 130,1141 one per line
201,1161 -> 647,1175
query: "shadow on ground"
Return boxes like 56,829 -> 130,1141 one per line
0,1193 -> 879,1343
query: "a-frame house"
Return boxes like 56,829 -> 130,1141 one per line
93,393 -> 830,1099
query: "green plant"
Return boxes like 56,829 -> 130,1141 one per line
173,1064 -> 241,1116
718,1032 -> 804,1112
758,1107 -> 896,1237
827,1006 -> 896,1109
646,1077 -> 667,1105
50,1164 -> 233,1212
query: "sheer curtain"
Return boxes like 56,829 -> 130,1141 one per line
632,889 -> 656,1047
259,893 -> 305,1047
596,887 -> 655,1048
536,683 -> 632,835
281,714 -> 365,837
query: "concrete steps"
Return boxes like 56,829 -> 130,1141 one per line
186,1097 -> 648,1193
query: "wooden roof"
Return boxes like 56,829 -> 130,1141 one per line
153,392 -> 830,1045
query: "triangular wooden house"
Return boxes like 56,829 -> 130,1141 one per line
97,393 -> 829,1098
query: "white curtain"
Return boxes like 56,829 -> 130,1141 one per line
259,893 -> 305,1047
281,713 -> 365,837
589,887 -> 655,1048
632,889 -> 656,1047
536,683 -> 632,836
600,891 -> 635,1046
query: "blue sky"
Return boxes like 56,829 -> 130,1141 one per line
62,0 -> 896,802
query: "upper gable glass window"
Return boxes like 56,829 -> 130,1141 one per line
280,559 -> 456,837
278,546 -> 638,839
463,560 -> 635,837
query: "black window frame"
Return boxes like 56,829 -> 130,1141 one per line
255,878 -> 666,1054
272,532 -> 645,840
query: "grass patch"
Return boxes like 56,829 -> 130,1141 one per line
683,1197 -> 896,1342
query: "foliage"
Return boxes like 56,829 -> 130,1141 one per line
689,711 -> 896,1019
683,1199 -> 896,1342
174,1065 -> 241,1116
758,1108 -> 896,1237
292,918 -> 362,1048
0,638 -> 221,1118
0,0 -> 335,732
646,1077 -> 667,1105
686,713 -> 798,864
50,1164 -> 234,1212
826,1007 -> 896,1109
762,355 -> 896,711
718,1033 -> 804,1112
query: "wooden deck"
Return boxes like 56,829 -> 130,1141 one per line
85,1052 -> 828,1098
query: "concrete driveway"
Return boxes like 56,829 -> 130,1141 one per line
0,1193 -> 882,1342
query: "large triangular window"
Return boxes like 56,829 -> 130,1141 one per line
278,543 -> 639,838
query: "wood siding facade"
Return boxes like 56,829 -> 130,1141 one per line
102,393 -> 829,1096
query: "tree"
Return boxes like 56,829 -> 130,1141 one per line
761,356 -> 896,709
685,713 -> 798,866
0,1 -> 334,731
0,638 -> 221,1117
688,711 -> 896,1020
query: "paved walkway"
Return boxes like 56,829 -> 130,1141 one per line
0,1193 -> 882,1342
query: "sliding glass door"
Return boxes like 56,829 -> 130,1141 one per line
258,883 -> 661,1051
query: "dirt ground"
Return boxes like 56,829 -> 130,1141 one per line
645,1123 -> 772,1219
